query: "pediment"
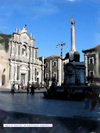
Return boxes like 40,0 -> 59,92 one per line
20,33 -> 31,44
21,33 -> 30,40
20,65 -> 28,71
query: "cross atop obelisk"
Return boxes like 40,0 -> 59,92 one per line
70,18 -> 76,52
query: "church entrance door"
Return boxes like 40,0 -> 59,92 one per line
21,73 -> 25,85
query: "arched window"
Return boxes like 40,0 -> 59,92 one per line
53,61 -> 57,67
53,72 -> 57,80
35,69 -> 37,81
45,62 -> 49,68
2,74 -> 5,85
45,73 -> 49,78
22,45 -> 27,56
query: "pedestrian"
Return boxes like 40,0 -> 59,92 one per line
10,84 -> 15,94
20,83 -> 23,90
27,83 -> 30,94
30,84 -> 35,95
52,79 -> 57,92
90,89 -> 99,111
84,92 -> 90,109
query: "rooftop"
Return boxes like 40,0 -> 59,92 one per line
45,55 -> 61,60
82,45 -> 100,53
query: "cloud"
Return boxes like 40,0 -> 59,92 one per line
0,0 -> 59,20
66,0 -> 76,2
16,3 -> 59,20
51,0 -> 78,3
0,0 -> 81,21
49,0 -> 82,5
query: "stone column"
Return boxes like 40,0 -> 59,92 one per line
85,55 -> 88,77
96,52 -> 99,77
50,60 -> 52,86
71,18 -> 76,52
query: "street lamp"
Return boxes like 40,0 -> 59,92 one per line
56,42 -> 66,58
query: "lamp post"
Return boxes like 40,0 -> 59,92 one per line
56,42 -> 66,58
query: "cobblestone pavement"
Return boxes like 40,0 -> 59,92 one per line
0,91 -> 100,132
0,92 -> 100,118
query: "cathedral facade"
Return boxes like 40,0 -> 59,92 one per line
0,27 -> 44,88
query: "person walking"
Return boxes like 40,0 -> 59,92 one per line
84,92 -> 90,109
30,84 -> 35,95
90,89 -> 99,111
10,84 -> 15,94
27,83 -> 30,94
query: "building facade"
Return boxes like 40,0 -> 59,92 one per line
44,56 -> 63,86
0,50 -> 9,87
0,34 -> 11,88
83,45 -> 100,85
0,27 -> 44,88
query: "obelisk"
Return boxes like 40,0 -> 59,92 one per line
70,18 -> 76,52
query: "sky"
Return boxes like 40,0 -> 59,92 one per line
0,0 -> 100,61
